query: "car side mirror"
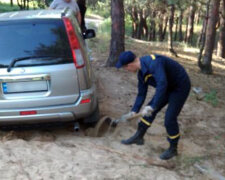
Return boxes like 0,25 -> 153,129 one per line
83,29 -> 96,39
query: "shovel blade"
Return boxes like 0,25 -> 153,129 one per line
111,116 -> 128,127
111,119 -> 119,127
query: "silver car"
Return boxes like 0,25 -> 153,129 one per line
0,9 -> 99,128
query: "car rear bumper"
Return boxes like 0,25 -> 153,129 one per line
0,85 -> 98,125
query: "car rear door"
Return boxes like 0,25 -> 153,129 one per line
0,19 -> 80,109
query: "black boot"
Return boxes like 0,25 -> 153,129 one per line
121,124 -> 147,145
160,143 -> 178,160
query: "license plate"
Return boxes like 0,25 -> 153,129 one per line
2,81 -> 48,94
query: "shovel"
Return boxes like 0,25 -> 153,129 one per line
92,112 -> 143,137
110,112 -> 143,127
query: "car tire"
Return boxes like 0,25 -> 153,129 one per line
83,104 -> 100,127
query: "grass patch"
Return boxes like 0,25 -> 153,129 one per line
177,155 -> 207,169
204,89 -> 218,107
94,34 -> 110,54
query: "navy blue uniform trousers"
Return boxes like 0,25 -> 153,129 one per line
139,79 -> 190,144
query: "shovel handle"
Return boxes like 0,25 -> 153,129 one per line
126,112 -> 143,121
111,112 -> 143,127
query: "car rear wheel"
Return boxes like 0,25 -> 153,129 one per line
83,104 -> 100,127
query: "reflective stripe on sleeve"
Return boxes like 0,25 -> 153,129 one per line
144,74 -> 152,82
140,118 -> 151,126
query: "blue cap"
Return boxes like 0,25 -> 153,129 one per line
115,51 -> 136,68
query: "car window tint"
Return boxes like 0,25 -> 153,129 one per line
0,19 -> 73,67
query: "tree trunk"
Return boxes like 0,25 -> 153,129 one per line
178,9 -> 183,41
17,0 -> 25,10
198,0 -> 210,59
217,0 -> 225,57
199,0 -> 220,74
149,11 -> 156,41
168,4 -> 178,57
195,11 -> 201,25
198,16 -> 208,47
106,0 -> 125,67
26,0 -> 29,10
137,9 -> 145,40
184,17 -> 188,42
152,12 -> 156,41
186,5 -> 196,44
174,17 -> 179,41
10,0 -> 13,6
158,15 -> 164,41
131,4 -> 139,38
140,9 -> 148,40
23,0 -> 26,9
142,17 -> 148,40
162,17 -> 168,41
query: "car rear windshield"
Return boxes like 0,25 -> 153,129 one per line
0,19 -> 73,67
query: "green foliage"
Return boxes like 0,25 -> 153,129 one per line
125,15 -> 132,36
125,0 -> 148,7
0,2 -> 19,12
35,0 -> 48,9
98,18 -> 111,35
86,0 -> 98,7
0,1 -> 46,12
88,1 -> 110,18
88,14 -> 132,53
86,11 -> 132,37
204,89 -> 218,107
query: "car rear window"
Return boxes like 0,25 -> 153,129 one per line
0,19 -> 73,67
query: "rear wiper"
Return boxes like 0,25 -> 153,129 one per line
7,56 -> 61,72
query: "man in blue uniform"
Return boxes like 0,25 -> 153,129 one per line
116,51 -> 191,160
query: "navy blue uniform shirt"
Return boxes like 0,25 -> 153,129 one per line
131,54 -> 190,113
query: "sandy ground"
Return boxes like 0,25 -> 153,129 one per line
0,35 -> 225,179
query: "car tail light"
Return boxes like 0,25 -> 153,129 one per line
80,98 -> 91,104
20,111 -> 37,115
63,17 -> 85,68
